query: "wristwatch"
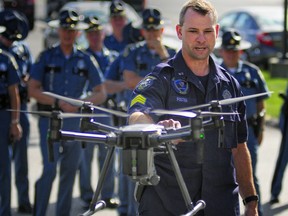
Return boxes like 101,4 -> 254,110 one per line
243,195 -> 259,205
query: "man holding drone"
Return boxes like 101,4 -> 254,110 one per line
128,0 -> 259,215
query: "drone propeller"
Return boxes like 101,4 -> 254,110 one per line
177,91 -> 272,111
6,109 -> 108,119
151,109 -> 238,118
42,92 -> 129,118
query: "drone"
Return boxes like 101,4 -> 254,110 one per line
8,91 -> 272,216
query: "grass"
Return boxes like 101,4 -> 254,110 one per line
262,69 -> 287,119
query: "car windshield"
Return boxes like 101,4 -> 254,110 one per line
256,14 -> 283,28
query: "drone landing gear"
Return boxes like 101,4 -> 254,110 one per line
80,141 -> 205,216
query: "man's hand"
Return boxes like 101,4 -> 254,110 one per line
157,119 -> 182,144
157,119 -> 181,129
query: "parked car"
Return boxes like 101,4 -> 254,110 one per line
2,0 -> 35,30
214,6 -> 284,68
43,1 -> 181,51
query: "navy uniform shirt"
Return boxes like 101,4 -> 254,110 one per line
122,41 -> 176,103
128,51 -> 248,215
221,60 -> 269,118
30,45 -> 104,131
86,46 -> 118,75
9,41 -> 33,104
30,45 -> 104,99
0,49 -> 20,108
104,34 -> 127,53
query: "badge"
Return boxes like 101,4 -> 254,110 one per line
0,63 -> 8,71
171,78 -> 188,95
136,76 -> 156,92
77,59 -> 86,69
222,89 -> 232,99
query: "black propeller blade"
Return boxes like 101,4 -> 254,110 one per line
177,91 -> 272,111
151,109 -> 238,118
42,92 -> 129,118
7,109 -> 108,118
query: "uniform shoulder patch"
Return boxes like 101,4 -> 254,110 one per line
135,75 -> 156,92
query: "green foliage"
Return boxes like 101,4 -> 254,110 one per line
262,70 -> 287,119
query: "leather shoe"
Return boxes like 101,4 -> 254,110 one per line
269,196 -> 279,205
18,204 -> 33,214
103,198 -> 120,209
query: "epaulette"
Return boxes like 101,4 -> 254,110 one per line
122,41 -> 144,57
0,49 -> 19,70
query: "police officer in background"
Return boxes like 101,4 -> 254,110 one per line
78,15 -> 119,209
122,8 -> 176,92
218,29 -> 269,216
0,9 -> 33,214
118,8 -> 176,216
104,1 -> 128,53
28,9 -> 106,216
0,24 -> 23,216
270,86 -> 288,205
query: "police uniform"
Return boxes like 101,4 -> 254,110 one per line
0,48 -> 20,216
78,15 -> 119,207
128,51 -> 248,216
122,41 -> 176,102
29,10 -> 104,216
104,1 -> 128,53
219,29 -> 269,216
120,8 -> 178,216
0,9 -> 33,213
270,87 -> 288,203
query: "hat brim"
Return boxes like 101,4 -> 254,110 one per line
0,26 -> 6,33
215,37 -> 252,50
132,19 -> 164,30
110,11 -> 126,17
48,20 -> 89,30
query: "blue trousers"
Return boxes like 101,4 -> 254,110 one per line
0,111 -> 12,216
34,117 -> 82,216
79,115 -> 117,201
271,113 -> 288,199
247,126 -> 263,216
13,104 -> 31,207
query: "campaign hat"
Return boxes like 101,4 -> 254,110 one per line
84,16 -> 103,32
0,9 -> 29,41
110,1 -> 126,17
48,9 -> 88,30
221,29 -> 251,50
141,8 -> 164,30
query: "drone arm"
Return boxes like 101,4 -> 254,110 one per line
154,131 -> 192,144
86,120 -> 118,133
60,130 -> 113,144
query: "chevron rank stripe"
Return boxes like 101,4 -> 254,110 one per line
130,94 -> 147,107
